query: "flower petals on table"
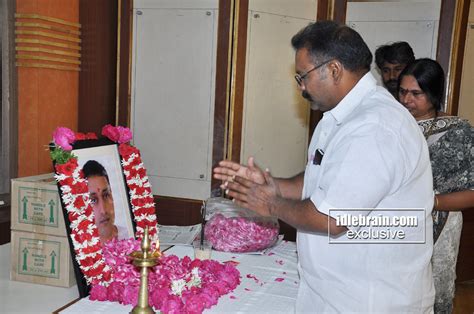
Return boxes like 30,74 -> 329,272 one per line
90,238 -> 241,314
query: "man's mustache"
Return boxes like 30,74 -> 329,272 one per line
385,80 -> 398,88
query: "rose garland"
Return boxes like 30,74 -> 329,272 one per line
118,143 -> 157,239
50,125 -> 158,285
90,238 -> 240,314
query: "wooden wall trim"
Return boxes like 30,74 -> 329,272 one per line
437,0 -> 455,80
78,0 -> 117,134
332,0 -> 347,23
1,0 -> 18,192
6,0 -> 19,182
211,0 -> 233,195
309,0 -> 333,141
444,0 -> 471,115
228,0 -> 248,163
117,0 -> 132,127
317,0 -> 329,21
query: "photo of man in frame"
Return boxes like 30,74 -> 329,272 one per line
82,160 -> 129,243
72,144 -> 135,245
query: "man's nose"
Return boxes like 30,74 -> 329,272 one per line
389,70 -> 398,80
95,201 -> 106,215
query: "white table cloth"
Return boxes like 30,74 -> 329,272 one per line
61,241 -> 299,313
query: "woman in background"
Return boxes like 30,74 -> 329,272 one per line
398,58 -> 474,313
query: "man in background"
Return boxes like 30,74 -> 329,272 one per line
375,41 -> 415,98
83,160 -> 126,243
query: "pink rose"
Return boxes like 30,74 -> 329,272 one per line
150,288 -> 169,309
183,294 -> 205,313
102,124 -> 133,144
161,296 -> 184,314
107,281 -> 123,302
52,127 -> 75,151
199,287 -> 219,307
90,284 -> 108,301
122,284 -> 139,305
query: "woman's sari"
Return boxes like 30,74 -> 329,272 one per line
418,115 -> 473,314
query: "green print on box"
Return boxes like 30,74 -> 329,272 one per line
18,187 -> 59,227
18,238 -> 60,278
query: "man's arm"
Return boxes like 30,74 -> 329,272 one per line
226,172 -> 346,235
274,172 -> 304,200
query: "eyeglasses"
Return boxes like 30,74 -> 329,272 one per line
399,87 -> 425,98
295,59 -> 333,86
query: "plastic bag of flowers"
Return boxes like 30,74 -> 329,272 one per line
203,197 -> 280,253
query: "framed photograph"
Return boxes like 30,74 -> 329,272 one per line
54,138 -> 135,297
72,142 -> 135,243
52,128 -> 157,298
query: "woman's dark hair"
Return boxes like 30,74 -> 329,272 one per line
291,21 -> 372,72
375,42 -> 415,69
398,58 -> 445,112
82,160 -> 110,183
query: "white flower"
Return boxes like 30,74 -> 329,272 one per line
171,279 -> 187,296
55,173 -> 68,182
60,185 -> 72,194
186,267 -> 202,288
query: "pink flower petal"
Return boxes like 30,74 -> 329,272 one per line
204,214 -> 279,253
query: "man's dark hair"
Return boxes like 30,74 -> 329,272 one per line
398,58 -> 444,112
291,21 -> 372,72
375,42 -> 415,69
83,160 -> 110,183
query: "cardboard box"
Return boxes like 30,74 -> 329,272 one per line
10,230 -> 76,287
11,173 -> 67,236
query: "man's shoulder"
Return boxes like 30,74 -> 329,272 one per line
349,91 -> 416,134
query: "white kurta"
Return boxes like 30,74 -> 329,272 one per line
296,73 -> 435,313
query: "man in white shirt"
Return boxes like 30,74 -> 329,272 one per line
214,21 -> 434,312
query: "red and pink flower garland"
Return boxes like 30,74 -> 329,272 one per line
118,143 -> 157,239
55,157 -> 113,285
51,125 -> 157,285
90,238 -> 241,314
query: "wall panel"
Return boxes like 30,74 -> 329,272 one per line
131,2 -> 219,200
240,1 -> 317,178
16,0 -> 79,177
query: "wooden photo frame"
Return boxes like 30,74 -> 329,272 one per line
52,135 -> 157,298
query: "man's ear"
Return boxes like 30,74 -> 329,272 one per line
329,60 -> 343,84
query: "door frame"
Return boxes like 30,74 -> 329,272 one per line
1,0 -> 18,195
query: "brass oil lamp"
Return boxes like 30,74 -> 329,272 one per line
130,227 -> 161,314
